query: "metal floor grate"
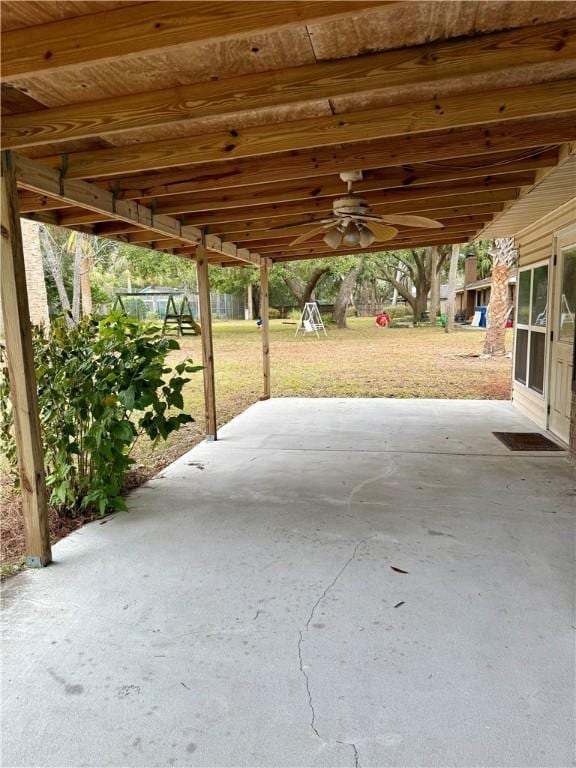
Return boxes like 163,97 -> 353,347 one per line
492,432 -> 564,451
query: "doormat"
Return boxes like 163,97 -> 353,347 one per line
493,432 -> 564,451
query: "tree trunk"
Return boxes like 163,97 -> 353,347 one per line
429,246 -> 440,323
80,249 -> 92,316
483,238 -> 516,355
483,264 -> 510,354
282,265 -> 329,308
445,243 -> 459,333
302,266 -> 329,306
40,226 -> 73,326
245,282 -> 253,320
414,288 -> 429,325
334,261 -> 363,329
391,267 -> 402,306
71,234 -> 83,324
251,283 -> 260,319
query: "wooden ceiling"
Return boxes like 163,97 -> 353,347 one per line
2,1 -> 576,266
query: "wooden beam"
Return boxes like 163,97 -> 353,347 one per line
143,147 -> 558,208
257,229 -> 478,256
100,116 -> 576,199
1,1 -> 386,80
34,80 -> 576,179
260,259 -> 271,400
5,19 -> 576,148
204,202 -> 508,240
138,213 -> 490,246
217,214 -> 493,244
0,151 -> 51,567
10,152 -> 257,265
229,223 -> 484,251
267,235 -> 472,262
154,171 -> 535,218
196,243 -> 217,440
15,145 -> 558,219
101,205 -> 499,245
87,193 -> 514,241
179,184 -> 523,228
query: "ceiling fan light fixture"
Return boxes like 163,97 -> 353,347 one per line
323,226 -> 344,249
359,225 -> 376,247
342,221 -> 361,247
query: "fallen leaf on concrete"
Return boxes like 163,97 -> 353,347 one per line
391,566 -> 409,574
394,601 -> 405,608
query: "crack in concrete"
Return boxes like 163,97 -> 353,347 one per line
297,464 -> 395,765
297,535 -> 373,753
337,740 -> 361,767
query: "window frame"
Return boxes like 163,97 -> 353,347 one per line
554,237 -> 576,347
513,258 -> 550,399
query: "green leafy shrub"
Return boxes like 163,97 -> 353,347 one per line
268,307 -> 281,320
0,313 -> 201,517
379,304 -> 413,319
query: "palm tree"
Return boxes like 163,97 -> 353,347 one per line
483,237 -> 517,355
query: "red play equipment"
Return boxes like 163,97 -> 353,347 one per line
375,311 -> 391,327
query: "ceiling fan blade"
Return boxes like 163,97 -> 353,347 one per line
290,223 -> 335,247
378,214 -> 444,229
268,219 -> 325,232
367,222 -> 399,242
269,218 -> 336,233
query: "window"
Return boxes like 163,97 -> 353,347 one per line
514,263 -> 548,396
559,245 -> 576,343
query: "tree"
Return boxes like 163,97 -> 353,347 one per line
278,262 -> 331,308
375,247 -> 447,325
40,225 -> 73,326
333,257 -> 365,328
80,247 -> 93,316
483,237 -> 517,355
71,232 -> 83,324
445,243 -> 460,333
429,246 -> 441,322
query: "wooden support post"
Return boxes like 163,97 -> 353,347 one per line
260,258 -> 271,400
0,151 -> 51,566
196,243 -> 217,440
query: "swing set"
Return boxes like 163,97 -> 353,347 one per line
112,292 -> 201,337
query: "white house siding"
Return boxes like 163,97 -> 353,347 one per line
513,199 -> 576,434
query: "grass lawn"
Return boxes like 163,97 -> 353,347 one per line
1,318 -> 513,568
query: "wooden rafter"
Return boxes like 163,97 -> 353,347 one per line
15,146 -> 559,216
10,152 -> 260,265
179,185 -> 523,228
4,19 -> 575,148
94,117 -> 575,199
32,80 -> 576,179
54,185 -> 521,230
149,171 -> 537,217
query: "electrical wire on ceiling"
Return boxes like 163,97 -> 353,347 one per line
420,145 -> 558,172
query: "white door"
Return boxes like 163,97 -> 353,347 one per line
549,232 -> 576,443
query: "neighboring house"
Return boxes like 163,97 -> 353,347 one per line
439,256 -> 517,320
479,148 -> 576,448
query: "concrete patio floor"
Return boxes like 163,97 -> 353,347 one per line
2,399 -> 575,768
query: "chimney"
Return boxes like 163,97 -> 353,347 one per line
464,254 -> 477,286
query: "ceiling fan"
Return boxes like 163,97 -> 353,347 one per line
288,170 -> 444,249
